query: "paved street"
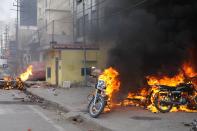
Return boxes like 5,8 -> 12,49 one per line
0,90 -> 81,131
27,87 -> 197,131
0,88 -> 196,131
83,106 -> 197,131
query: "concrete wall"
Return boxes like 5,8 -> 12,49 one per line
45,50 -> 58,85
60,50 -> 97,84
46,48 -> 107,86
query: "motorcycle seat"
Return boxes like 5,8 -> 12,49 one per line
159,85 -> 177,91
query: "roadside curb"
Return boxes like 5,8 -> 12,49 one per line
25,89 -> 70,113
25,89 -> 112,131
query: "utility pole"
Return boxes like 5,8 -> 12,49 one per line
83,0 -> 87,86
96,0 -> 100,41
90,0 -> 93,35
4,25 -> 9,51
72,0 -> 75,42
13,0 -> 20,53
52,20 -> 55,43
15,0 -> 19,52
13,0 -> 20,74
0,35 -> 3,55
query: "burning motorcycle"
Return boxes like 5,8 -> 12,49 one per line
87,67 -> 120,118
153,81 -> 197,113
88,79 -> 108,118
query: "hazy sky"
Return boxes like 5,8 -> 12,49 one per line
0,0 -> 15,21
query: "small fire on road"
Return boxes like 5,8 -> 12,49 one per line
19,65 -> 33,82
3,65 -> 33,90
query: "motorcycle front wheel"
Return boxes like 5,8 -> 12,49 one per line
154,92 -> 173,113
88,96 -> 106,118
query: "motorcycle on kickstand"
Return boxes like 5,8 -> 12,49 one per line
88,79 -> 108,118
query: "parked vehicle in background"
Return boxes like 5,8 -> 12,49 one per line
28,62 -> 46,81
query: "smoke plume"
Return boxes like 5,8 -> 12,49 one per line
100,0 -> 197,97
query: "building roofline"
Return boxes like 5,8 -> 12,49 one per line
52,43 -> 99,50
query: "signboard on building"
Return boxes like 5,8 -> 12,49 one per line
20,0 -> 37,26
3,64 -> 8,69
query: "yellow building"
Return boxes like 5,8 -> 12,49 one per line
45,44 -> 108,87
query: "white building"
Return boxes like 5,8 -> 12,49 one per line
37,0 -> 73,47
24,0 -> 73,63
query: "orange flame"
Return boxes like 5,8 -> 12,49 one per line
146,72 -> 185,86
99,67 -> 120,102
100,62 -> 196,113
3,76 -> 11,81
124,62 -> 197,113
146,62 -> 197,87
20,65 -> 33,81
145,62 -> 197,113
183,62 -> 197,77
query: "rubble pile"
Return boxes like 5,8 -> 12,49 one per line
25,92 -> 44,104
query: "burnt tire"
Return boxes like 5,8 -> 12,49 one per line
88,96 -> 106,118
154,92 -> 173,113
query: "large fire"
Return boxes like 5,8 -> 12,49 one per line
99,67 -> 120,102
100,62 -> 197,113
146,72 -> 185,87
20,65 -> 33,81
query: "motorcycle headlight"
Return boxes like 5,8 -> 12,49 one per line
97,80 -> 106,90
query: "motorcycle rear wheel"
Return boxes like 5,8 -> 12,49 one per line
154,92 -> 173,113
88,96 -> 106,118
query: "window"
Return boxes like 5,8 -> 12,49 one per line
91,10 -> 97,27
47,67 -> 51,78
45,19 -> 48,31
81,68 -> 91,76
77,17 -> 83,37
77,14 -> 89,38
85,14 -> 89,34
76,0 -> 82,4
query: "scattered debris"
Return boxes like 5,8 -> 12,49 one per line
26,94 -> 44,103
190,120 -> 197,131
183,119 -> 197,131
